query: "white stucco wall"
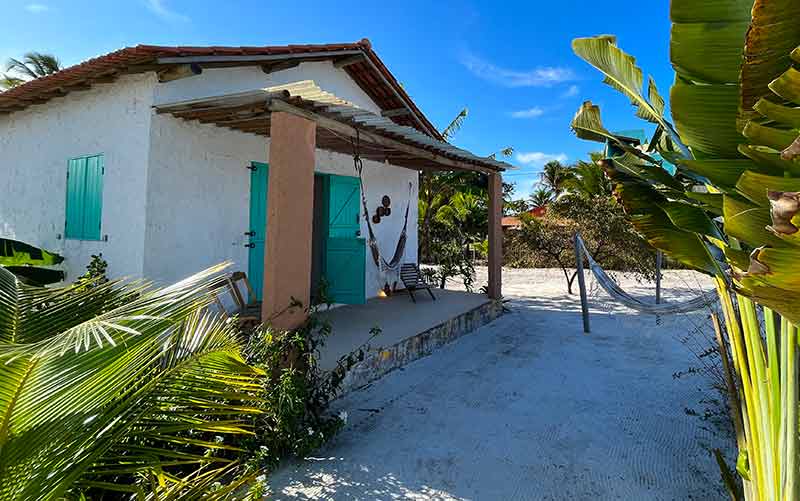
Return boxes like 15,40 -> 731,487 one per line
143,114 -> 418,300
0,73 -> 155,280
142,113 -> 266,284
154,61 -> 382,114
147,62 -> 417,299
1,62 -> 418,301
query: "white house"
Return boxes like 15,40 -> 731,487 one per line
0,39 -> 508,329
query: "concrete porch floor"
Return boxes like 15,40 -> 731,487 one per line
315,289 -> 494,373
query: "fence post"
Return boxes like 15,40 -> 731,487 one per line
655,251 -> 663,304
574,234 -> 590,334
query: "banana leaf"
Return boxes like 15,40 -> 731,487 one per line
739,0 -> 800,121
3,266 -> 65,286
571,36 -> 690,158
0,238 -> 63,266
677,158 -> 781,191
736,171 -> 800,207
671,80 -> 745,158
738,144 -> 800,177
570,101 -> 666,165
753,99 -> 800,129
723,195 -> 787,249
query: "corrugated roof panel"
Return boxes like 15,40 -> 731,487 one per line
154,80 -> 513,172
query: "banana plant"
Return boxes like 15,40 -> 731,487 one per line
0,264 -> 264,499
0,238 -> 65,285
570,0 -> 800,497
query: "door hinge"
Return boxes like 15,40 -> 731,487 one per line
246,164 -> 257,171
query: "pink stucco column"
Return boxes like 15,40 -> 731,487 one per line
262,111 -> 316,330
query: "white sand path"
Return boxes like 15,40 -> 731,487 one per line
267,269 -> 731,500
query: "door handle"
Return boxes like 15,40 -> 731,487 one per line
244,243 -> 256,248
244,231 -> 256,237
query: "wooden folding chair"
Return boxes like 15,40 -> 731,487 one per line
209,272 -> 261,329
400,263 -> 436,303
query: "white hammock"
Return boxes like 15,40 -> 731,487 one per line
575,234 -> 716,315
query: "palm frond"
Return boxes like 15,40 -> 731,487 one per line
0,74 -> 24,90
6,57 -> 37,79
0,264 -> 264,500
441,108 -> 468,141
5,52 -> 61,81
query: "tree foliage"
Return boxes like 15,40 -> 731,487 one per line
1,52 -> 61,90
529,187 -> 554,210
539,160 -> 574,197
505,195 -> 655,293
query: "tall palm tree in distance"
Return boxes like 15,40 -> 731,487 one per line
539,160 -> 574,196
1,52 -> 61,90
529,187 -> 554,210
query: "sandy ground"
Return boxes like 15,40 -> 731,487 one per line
267,268 -> 731,500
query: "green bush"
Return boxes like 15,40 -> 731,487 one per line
505,195 -> 656,293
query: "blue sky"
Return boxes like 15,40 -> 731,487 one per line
2,0 -> 673,198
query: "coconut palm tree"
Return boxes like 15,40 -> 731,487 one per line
539,160 -> 574,196
563,158 -> 613,199
529,187 -> 554,210
0,263 -> 262,498
0,74 -> 24,90
1,52 -> 61,90
419,109 -> 513,261
441,107 -> 468,141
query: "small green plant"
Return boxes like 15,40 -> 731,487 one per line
238,305 -> 380,474
74,253 -> 108,287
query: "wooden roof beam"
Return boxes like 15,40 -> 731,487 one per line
158,63 -> 202,83
333,54 -> 366,68
381,107 -> 411,118
261,60 -> 301,74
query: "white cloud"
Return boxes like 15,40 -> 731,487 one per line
144,0 -> 189,22
561,85 -> 580,98
515,152 -> 568,166
509,107 -> 545,119
460,51 -> 575,87
25,3 -> 49,13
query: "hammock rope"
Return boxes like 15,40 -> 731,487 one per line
351,131 -> 412,275
575,234 -> 716,315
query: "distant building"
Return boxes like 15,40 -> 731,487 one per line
501,206 -> 547,231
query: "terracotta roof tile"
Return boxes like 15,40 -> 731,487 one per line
0,40 -> 441,138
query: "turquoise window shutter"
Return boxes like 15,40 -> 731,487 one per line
83,155 -> 104,240
65,154 -> 104,240
65,158 -> 86,239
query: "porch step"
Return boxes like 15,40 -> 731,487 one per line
338,299 -> 504,395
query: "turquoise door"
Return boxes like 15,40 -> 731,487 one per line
324,175 -> 366,304
248,162 -> 268,301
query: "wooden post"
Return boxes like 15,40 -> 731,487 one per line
655,250 -> 663,304
261,111 -> 316,331
574,234 -> 590,334
487,172 -> 503,300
